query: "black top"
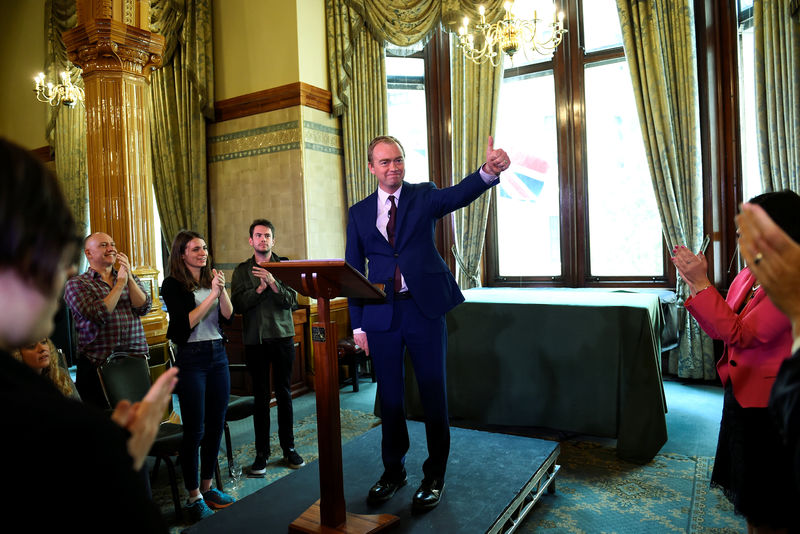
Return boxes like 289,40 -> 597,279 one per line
161,276 -> 232,345
0,350 -> 167,532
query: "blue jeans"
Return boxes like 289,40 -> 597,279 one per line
175,339 -> 230,491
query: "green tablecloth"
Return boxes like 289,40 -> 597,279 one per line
406,288 -> 668,462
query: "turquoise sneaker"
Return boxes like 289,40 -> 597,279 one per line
186,498 -> 214,521
202,488 -> 236,510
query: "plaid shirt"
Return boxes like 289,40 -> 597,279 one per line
64,267 -> 152,364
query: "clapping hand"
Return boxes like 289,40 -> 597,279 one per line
252,265 -> 277,293
211,268 -> 226,297
737,202 -> 800,324
671,245 -> 711,296
483,136 -> 511,176
115,252 -> 131,284
112,366 -> 179,471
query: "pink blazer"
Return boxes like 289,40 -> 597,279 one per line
685,267 -> 793,408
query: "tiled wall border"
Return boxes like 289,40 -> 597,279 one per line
208,120 -> 342,163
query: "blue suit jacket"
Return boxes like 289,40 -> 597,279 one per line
346,170 -> 497,332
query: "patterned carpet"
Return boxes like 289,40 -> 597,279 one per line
519,440 -> 746,533
154,411 -> 746,533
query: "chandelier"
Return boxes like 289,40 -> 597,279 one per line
456,1 -> 567,66
33,71 -> 84,107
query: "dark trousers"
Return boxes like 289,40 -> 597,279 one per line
174,339 -> 230,491
76,355 -> 109,410
245,337 -> 296,456
368,298 -> 450,481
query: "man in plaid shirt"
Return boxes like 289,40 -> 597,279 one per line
65,232 -> 152,409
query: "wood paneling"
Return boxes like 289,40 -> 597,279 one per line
214,82 -> 332,122
224,309 -> 309,401
31,146 -> 53,162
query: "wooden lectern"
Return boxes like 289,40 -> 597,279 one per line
259,260 -> 398,534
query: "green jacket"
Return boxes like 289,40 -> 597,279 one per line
231,254 -> 297,344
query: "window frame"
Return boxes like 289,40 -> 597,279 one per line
484,0 -> 672,288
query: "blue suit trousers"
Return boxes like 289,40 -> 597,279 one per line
368,298 -> 450,481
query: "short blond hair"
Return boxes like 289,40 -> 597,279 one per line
367,136 -> 405,163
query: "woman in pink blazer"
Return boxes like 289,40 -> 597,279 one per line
672,190 -> 800,532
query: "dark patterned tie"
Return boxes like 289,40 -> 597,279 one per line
387,195 -> 402,292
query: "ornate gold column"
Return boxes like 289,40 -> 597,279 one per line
63,0 -> 168,347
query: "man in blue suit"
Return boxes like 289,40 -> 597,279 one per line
346,135 -> 509,511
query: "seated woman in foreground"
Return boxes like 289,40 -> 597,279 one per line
13,338 -> 80,400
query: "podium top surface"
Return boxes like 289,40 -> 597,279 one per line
258,259 -> 385,301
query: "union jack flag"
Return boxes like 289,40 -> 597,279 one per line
498,153 -> 550,202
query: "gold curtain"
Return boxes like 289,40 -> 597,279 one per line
450,38 -> 503,288
348,0 -> 506,46
149,0 -> 214,242
45,0 -> 89,259
754,0 -> 800,192
617,0 -> 714,379
327,0 -> 388,206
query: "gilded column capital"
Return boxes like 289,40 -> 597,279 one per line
63,19 -> 164,79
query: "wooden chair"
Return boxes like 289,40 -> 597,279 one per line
337,337 -> 375,392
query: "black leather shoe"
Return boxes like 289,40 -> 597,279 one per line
367,471 -> 407,505
412,478 -> 445,511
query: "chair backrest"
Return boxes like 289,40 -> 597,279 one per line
97,353 -> 151,407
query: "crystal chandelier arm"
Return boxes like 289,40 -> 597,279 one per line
454,1 -> 567,66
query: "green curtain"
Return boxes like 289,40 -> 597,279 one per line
149,0 -> 214,243
754,0 -> 800,193
45,0 -> 89,260
327,0 -> 388,206
450,38 -> 503,288
616,0 -> 714,379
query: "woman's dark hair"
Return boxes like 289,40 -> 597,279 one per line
749,190 -> 800,243
0,138 -> 79,295
168,230 -> 213,292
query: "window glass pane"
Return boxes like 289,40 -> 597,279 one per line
495,70 -> 560,277
386,55 -> 429,183
738,21 -> 761,201
739,0 -> 754,12
584,60 -> 663,276
582,0 -> 624,52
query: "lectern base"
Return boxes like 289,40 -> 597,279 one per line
289,500 -> 399,533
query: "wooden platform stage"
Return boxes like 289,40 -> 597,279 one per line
187,421 -> 560,533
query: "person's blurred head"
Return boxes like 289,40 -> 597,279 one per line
0,138 -> 79,349
14,338 -> 54,373
748,191 -> 800,244
12,338 -> 76,397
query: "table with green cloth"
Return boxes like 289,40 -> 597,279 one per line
405,287 -> 668,463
